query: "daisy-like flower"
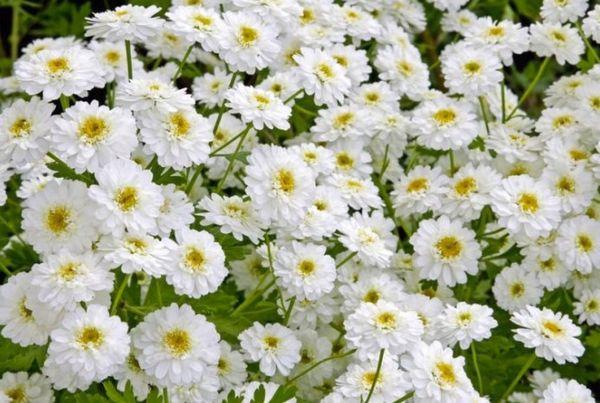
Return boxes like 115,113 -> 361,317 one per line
217,341 -> 247,392
245,145 -> 316,226
540,379 -> 594,403
0,372 -> 53,403
410,215 -> 482,286
374,45 -> 430,100
522,249 -> 569,291
225,84 -> 291,130
392,165 -> 449,216
216,11 -> 281,74
238,322 -> 301,376
115,77 -> 195,113
401,340 -> 474,402
295,184 -> 348,240
22,179 -> 99,254
411,95 -> 478,150
541,0 -> 588,23
89,40 -> 143,82
156,184 -> 195,238
338,210 -> 395,269
310,104 -> 374,143
327,173 -> 382,210
0,97 -> 54,166
583,5 -> 600,43
30,250 -> 114,311
199,194 -> 265,244
168,368 -> 220,403
163,228 -> 227,298
345,300 -> 423,359
100,232 -> 170,277
529,22 -> 584,65
336,355 -> 412,403
339,270 -> 406,313
273,241 -> 336,301
463,17 -> 529,65
540,165 -> 595,215
493,263 -> 544,312
85,5 -> 162,43
138,106 -> 212,170
535,106 -> 582,138
15,47 -> 105,100
293,47 -> 352,106
441,42 -> 503,97
44,304 -> 130,391
191,67 -> 233,108
113,352 -> 151,401
50,100 -> 137,173
573,289 -> 600,325
511,305 -> 584,364
433,302 -> 498,349
166,5 -> 221,52
131,303 -> 220,387
555,215 -> 600,274
89,159 -> 164,236
490,175 -> 562,239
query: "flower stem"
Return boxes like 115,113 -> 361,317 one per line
500,352 -> 536,402
0,261 -> 12,277
124,40 -> 133,80
393,391 -> 415,403
212,71 -> 239,135
9,1 -> 20,60
364,348 -> 385,403
172,45 -> 194,82
506,57 -> 550,121
577,22 -> 600,64
478,96 -> 491,136
110,273 -> 132,315
215,124 -> 252,192
471,343 -> 483,394
336,251 -> 357,269
285,349 -> 356,385
283,88 -> 304,104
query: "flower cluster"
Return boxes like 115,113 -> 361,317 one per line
0,0 -> 599,402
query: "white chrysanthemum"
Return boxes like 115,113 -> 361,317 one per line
336,356 -> 412,403
374,45 -> 430,101
163,228 -> 227,298
245,145 -> 316,226
441,42 -> 503,97
257,71 -> 301,101
0,97 -> 54,166
487,123 -> 542,164
44,304 -> 130,391
166,5 -> 221,52
401,340 -> 473,402
191,67 -> 233,108
113,352 -> 151,401
311,104 -> 375,143
410,215 -> 481,286
217,341 -> 247,392
50,100 -> 137,173
511,305 -> 584,364
541,0 -> 588,23
433,302 -> 498,349
289,143 -> 335,177
583,5 -> 600,43
273,241 -> 336,301
339,270 -> 406,314
168,367 -> 220,403
89,40 -> 143,82
239,322 -> 301,376
138,106 -> 212,170
327,173 -> 382,210
338,210 -> 395,269
216,11 -> 281,74
529,22 -> 584,65
522,249 -> 569,291
540,165 -> 595,215
345,300 -> 423,359
490,175 -> 562,239
555,215 -> 600,274
573,289 -> 600,325
293,47 -> 352,106
100,232 -> 170,277
30,250 -> 113,311
0,273 -> 56,346
493,264 -> 544,312
225,84 -> 291,130
89,159 -> 163,236
328,138 -> 373,178
392,165 -> 449,216
441,9 -> 478,35
400,294 -> 445,341
329,43 -> 372,85
22,179 -> 98,254
15,47 -> 105,100
293,184 -> 348,240
115,78 -> 195,113
132,303 -> 220,387
156,184 -> 195,238
463,17 -> 529,65
540,379 -> 594,403
0,372 -> 52,403
85,4 -> 162,42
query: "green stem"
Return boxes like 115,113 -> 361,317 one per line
577,22 -> 600,64
215,124 -> 252,192
393,391 -> 415,403
336,251 -> 357,269
10,1 -> 20,61
212,71 -> 239,135
110,273 -> 132,315
471,343 -> 483,394
0,261 -> 12,277
285,349 -> 356,385
125,40 -> 133,80
106,81 -> 115,109
364,349 -> 385,403
0,214 -> 27,246
231,277 -> 275,317
209,125 -> 249,157
283,296 -> 296,325
448,150 -> 456,176
59,95 -> 70,111
163,388 -> 169,403
478,96 -> 491,136
506,57 -> 550,121
500,352 -> 536,402
172,45 -> 194,82
501,81 -> 506,122
283,88 -> 304,104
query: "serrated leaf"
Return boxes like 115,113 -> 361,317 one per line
251,384 -> 266,403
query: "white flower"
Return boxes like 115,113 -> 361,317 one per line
529,22 -> 584,65
156,184 -> 195,238
238,322 -> 301,376
100,232 -> 170,277
345,300 -> 423,359
339,271 -> 406,315
191,67 -> 233,108
374,45 -> 430,100
410,215 -> 482,286
116,78 -> 195,113
85,5 -> 162,42
311,104 -> 375,143
245,145 -> 316,227
401,341 -> 474,402
327,173 -> 382,210
493,264 -> 544,312
30,250 -> 114,311
511,305 -> 584,364
392,165 -> 449,216
22,179 -> 99,254
541,0 -> 588,23
89,159 -> 164,236
573,289 -> 600,325
113,353 -> 151,401
433,302 -> 498,349
216,11 -> 281,74
89,40 -> 143,82
50,100 -> 137,173
273,241 -> 336,301
15,47 -> 105,100
463,17 -> 529,65
555,215 -> 600,274
217,341 -> 247,391
166,5 -> 221,52
540,379 -> 594,403
0,372 -> 53,403
522,249 -> 569,291
163,228 -> 227,298
225,84 -> 291,130
131,303 -> 220,387
138,106 -> 213,170
44,304 -> 130,391
0,97 -> 54,166
583,5 -> 600,43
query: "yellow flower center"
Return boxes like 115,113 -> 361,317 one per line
253,93 -> 271,109
538,258 -> 556,272
585,299 -> 598,312
406,177 -> 429,193
125,237 -> 148,254
193,13 -> 212,28
517,192 -> 539,214
335,152 -> 354,171
364,92 -> 380,104
541,320 -> 564,338
127,354 -> 142,373
45,205 -> 72,235
345,178 -> 364,191
316,63 -> 335,81
454,176 -> 477,197
457,312 -> 472,326
57,262 -> 80,281
487,26 -> 505,37
238,25 -> 259,48
218,358 -> 229,373
105,50 -> 120,64
552,115 -> 574,129
569,149 -> 588,161
224,202 -> 247,219
556,176 -> 575,194
363,289 -> 380,304
550,30 -> 566,42
46,57 -> 70,75
6,386 -> 26,403
300,8 -> 315,25
163,328 -> 192,357
576,234 -> 593,252
169,112 -> 191,139
314,200 -> 327,211
333,112 -> 355,129
375,311 -> 397,330
435,361 -> 457,387
509,282 -> 525,297
78,116 -> 109,145
263,335 -> 279,350
297,259 -> 316,277
463,61 -> 482,76
361,371 -> 381,389
114,186 -> 139,212
274,169 -> 295,194
589,96 -> 600,111
435,236 -> 463,260
9,118 -> 31,138
333,55 -> 348,67
18,298 -> 33,321
77,326 -> 104,350
184,246 -> 206,272
397,60 -> 413,76
433,108 -> 457,126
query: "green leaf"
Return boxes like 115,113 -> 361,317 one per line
224,390 -> 244,403
251,384 -> 266,403
512,0 -> 542,20
268,384 -> 297,403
